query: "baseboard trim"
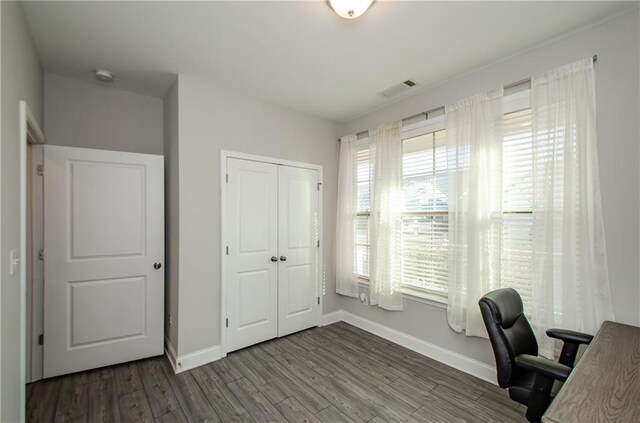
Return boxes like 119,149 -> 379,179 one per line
164,339 -> 222,374
164,337 -> 179,373
322,310 -> 344,326
340,311 -> 497,385
166,310 -> 495,382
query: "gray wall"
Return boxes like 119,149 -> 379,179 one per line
172,74 -> 340,356
44,73 -> 163,155
163,80 -> 180,352
1,2 -> 43,421
339,10 -> 640,366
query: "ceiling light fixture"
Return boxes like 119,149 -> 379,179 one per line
93,69 -> 114,83
329,0 -> 374,19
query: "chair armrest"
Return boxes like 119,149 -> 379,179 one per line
546,328 -> 593,345
514,354 -> 571,382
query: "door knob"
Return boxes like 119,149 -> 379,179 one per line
271,256 -> 278,262
153,262 -> 162,269
280,256 -> 287,261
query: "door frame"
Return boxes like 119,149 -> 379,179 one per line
19,101 -> 45,418
220,150 -> 323,357
26,143 -> 44,384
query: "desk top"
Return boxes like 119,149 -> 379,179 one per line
542,320 -> 640,423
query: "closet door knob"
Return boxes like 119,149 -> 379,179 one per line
153,262 -> 162,269
271,256 -> 278,262
280,256 -> 287,262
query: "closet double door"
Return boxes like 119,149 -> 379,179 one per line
225,157 -> 321,353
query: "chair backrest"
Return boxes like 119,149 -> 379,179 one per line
479,288 -> 538,388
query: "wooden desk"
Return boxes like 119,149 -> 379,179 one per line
542,321 -> 640,423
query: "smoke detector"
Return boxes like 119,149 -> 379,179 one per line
93,69 -> 114,83
378,80 -> 417,99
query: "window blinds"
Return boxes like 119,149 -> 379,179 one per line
353,101 -> 541,303
502,108 -> 535,308
401,130 -> 449,295
355,145 -> 371,277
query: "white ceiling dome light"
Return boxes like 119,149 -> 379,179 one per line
329,0 -> 374,19
93,69 -> 114,83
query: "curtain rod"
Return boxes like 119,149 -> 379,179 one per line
338,54 -> 598,143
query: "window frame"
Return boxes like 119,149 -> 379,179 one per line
501,89 -> 536,309
354,137 -> 371,278
353,89 -> 533,305
399,116 -> 448,300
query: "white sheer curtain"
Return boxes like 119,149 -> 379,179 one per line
335,134 -> 359,298
530,58 -> 613,357
369,122 -> 404,310
446,90 -> 504,336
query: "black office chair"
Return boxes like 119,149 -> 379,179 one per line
479,288 -> 593,423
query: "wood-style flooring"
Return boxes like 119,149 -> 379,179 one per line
26,322 -> 527,423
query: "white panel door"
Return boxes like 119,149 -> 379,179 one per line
43,145 -> 164,378
277,166 -> 320,337
226,158 -> 278,352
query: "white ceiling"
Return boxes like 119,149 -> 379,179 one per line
22,1 -> 633,122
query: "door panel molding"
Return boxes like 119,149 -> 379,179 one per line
67,160 -> 147,260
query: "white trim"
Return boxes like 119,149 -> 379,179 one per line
503,89 -> 531,114
322,310 -> 344,326
355,136 -> 369,147
220,152 -> 227,359
401,114 -> 445,139
357,280 -> 447,309
26,145 -> 44,384
400,288 -> 447,309
19,101 -> 45,423
220,150 -> 324,356
316,166 -> 325,332
339,311 -> 497,385
220,150 -> 323,172
164,337 -> 179,373
170,344 -> 222,374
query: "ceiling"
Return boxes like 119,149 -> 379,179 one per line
22,1 -> 633,122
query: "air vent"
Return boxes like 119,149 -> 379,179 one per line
378,80 -> 418,99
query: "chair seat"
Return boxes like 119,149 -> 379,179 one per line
508,371 -> 564,406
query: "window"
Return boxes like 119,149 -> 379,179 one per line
401,129 -> 450,296
501,107 -> 535,304
355,142 -> 371,277
352,91 -> 537,302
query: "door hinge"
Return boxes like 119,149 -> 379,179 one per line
317,297 -> 320,305
38,249 -> 44,261
38,334 -> 44,345
37,164 -> 44,176
226,246 -> 229,255
225,318 -> 229,328
226,173 -> 229,184
317,240 -> 320,248
317,182 -> 322,191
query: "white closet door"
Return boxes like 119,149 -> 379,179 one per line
226,158 -> 279,352
277,166 -> 320,337
43,145 -> 164,378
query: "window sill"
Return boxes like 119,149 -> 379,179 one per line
356,278 -> 447,310
401,287 -> 447,309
